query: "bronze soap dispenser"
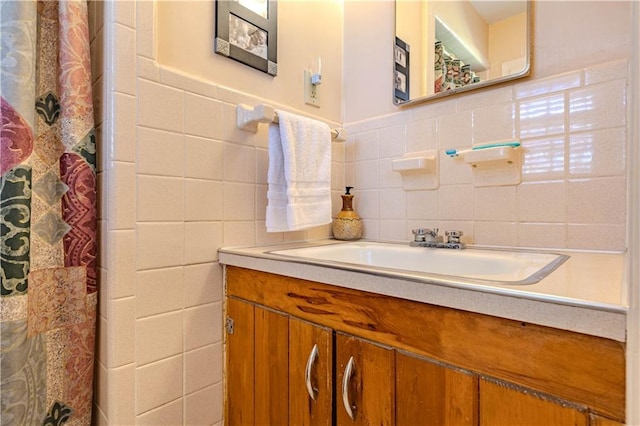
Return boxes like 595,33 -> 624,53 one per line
332,186 -> 363,241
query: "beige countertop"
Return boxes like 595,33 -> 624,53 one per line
219,239 -> 628,342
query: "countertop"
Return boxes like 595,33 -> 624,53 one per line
218,239 -> 628,342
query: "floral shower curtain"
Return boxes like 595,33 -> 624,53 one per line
1,1 -> 97,425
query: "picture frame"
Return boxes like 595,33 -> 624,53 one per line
215,0 -> 278,76
394,37 -> 410,102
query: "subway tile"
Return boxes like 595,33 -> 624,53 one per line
437,110 -> 472,150
360,218 -> 379,240
406,190 -> 439,220
136,0 -> 156,60
378,158 -> 403,189
518,223 -> 566,249
138,79 -> 184,132
184,344 -> 221,394
379,189 -> 405,219
474,186 -> 517,222
567,177 -> 626,224
223,182 -> 255,221
184,222 -> 223,265
185,135 -> 224,181
518,93 -> 565,139
185,384 -> 223,426
161,67 -> 218,99
569,127 -> 626,177
136,311 -> 183,366
107,297 -> 135,368
136,355 -> 183,414
113,24 -> 136,95
438,185 -> 474,221
137,267 -> 184,318
137,176 -> 184,222
185,179 -> 223,221
184,262 -> 223,308
137,56 -> 160,82
472,102 -> 516,144
136,399 -> 183,426
521,136 -> 566,181
378,124 -> 407,158
352,188 -> 379,220
515,71 -> 581,99
137,128 -> 184,177
517,181 -> 566,223
185,93 -> 224,140
406,118 -> 437,153
569,79 -> 626,132
222,221 -> 256,247
223,143 -> 256,183
332,160 -> 346,191
256,183 -> 268,220
439,152 -> 472,186
184,303 -> 222,351
567,224 -> 626,251
255,222 -> 285,245
113,0 -> 135,28
378,219 -> 408,242
475,221 -> 517,247
351,130 -> 379,161
112,93 -> 136,162
106,230 -> 136,299
137,223 -> 184,270
108,162 -> 136,230
354,160 -> 379,190
584,58 -> 628,86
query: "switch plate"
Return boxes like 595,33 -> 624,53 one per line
304,70 -> 320,107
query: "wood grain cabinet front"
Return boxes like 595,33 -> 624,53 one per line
224,266 -> 626,426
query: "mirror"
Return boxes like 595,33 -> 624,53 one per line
394,0 -> 530,105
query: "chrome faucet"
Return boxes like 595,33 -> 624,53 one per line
410,228 -> 466,250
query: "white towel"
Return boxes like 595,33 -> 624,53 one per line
266,110 -> 332,232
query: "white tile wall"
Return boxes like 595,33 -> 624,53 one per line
346,59 -> 628,251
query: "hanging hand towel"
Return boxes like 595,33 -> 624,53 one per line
266,110 -> 332,232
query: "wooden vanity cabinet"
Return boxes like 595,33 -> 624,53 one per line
224,266 -> 626,426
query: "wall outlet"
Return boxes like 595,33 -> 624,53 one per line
304,70 -> 320,107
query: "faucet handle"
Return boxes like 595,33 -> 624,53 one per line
412,228 -> 429,242
445,230 -> 463,243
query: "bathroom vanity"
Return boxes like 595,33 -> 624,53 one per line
219,240 -> 627,425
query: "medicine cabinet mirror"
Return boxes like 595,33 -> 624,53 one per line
394,0 -> 530,105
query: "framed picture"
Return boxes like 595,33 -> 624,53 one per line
394,37 -> 410,102
215,0 -> 278,76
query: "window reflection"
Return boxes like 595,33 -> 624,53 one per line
522,136 -> 565,176
569,134 -> 594,175
519,95 -> 564,138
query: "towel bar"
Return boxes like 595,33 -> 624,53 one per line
236,103 -> 347,142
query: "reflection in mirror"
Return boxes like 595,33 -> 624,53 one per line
395,0 -> 530,105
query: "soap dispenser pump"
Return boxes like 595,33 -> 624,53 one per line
332,186 -> 363,241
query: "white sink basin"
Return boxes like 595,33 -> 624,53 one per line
268,241 -> 568,285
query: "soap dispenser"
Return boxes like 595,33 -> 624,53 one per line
332,187 -> 363,241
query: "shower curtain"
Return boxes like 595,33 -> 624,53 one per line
1,1 -> 98,425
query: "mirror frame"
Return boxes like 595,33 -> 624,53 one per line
394,0 -> 531,106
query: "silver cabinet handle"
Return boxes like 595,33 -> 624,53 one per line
304,344 -> 319,401
341,356 -> 356,421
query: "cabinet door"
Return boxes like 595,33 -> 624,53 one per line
289,318 -> 333,426
396,351 -> 478,426
480,378 -> 589,426
336,333 -> 395,425
225,298 -> 255,426
255,307 -> 289,425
